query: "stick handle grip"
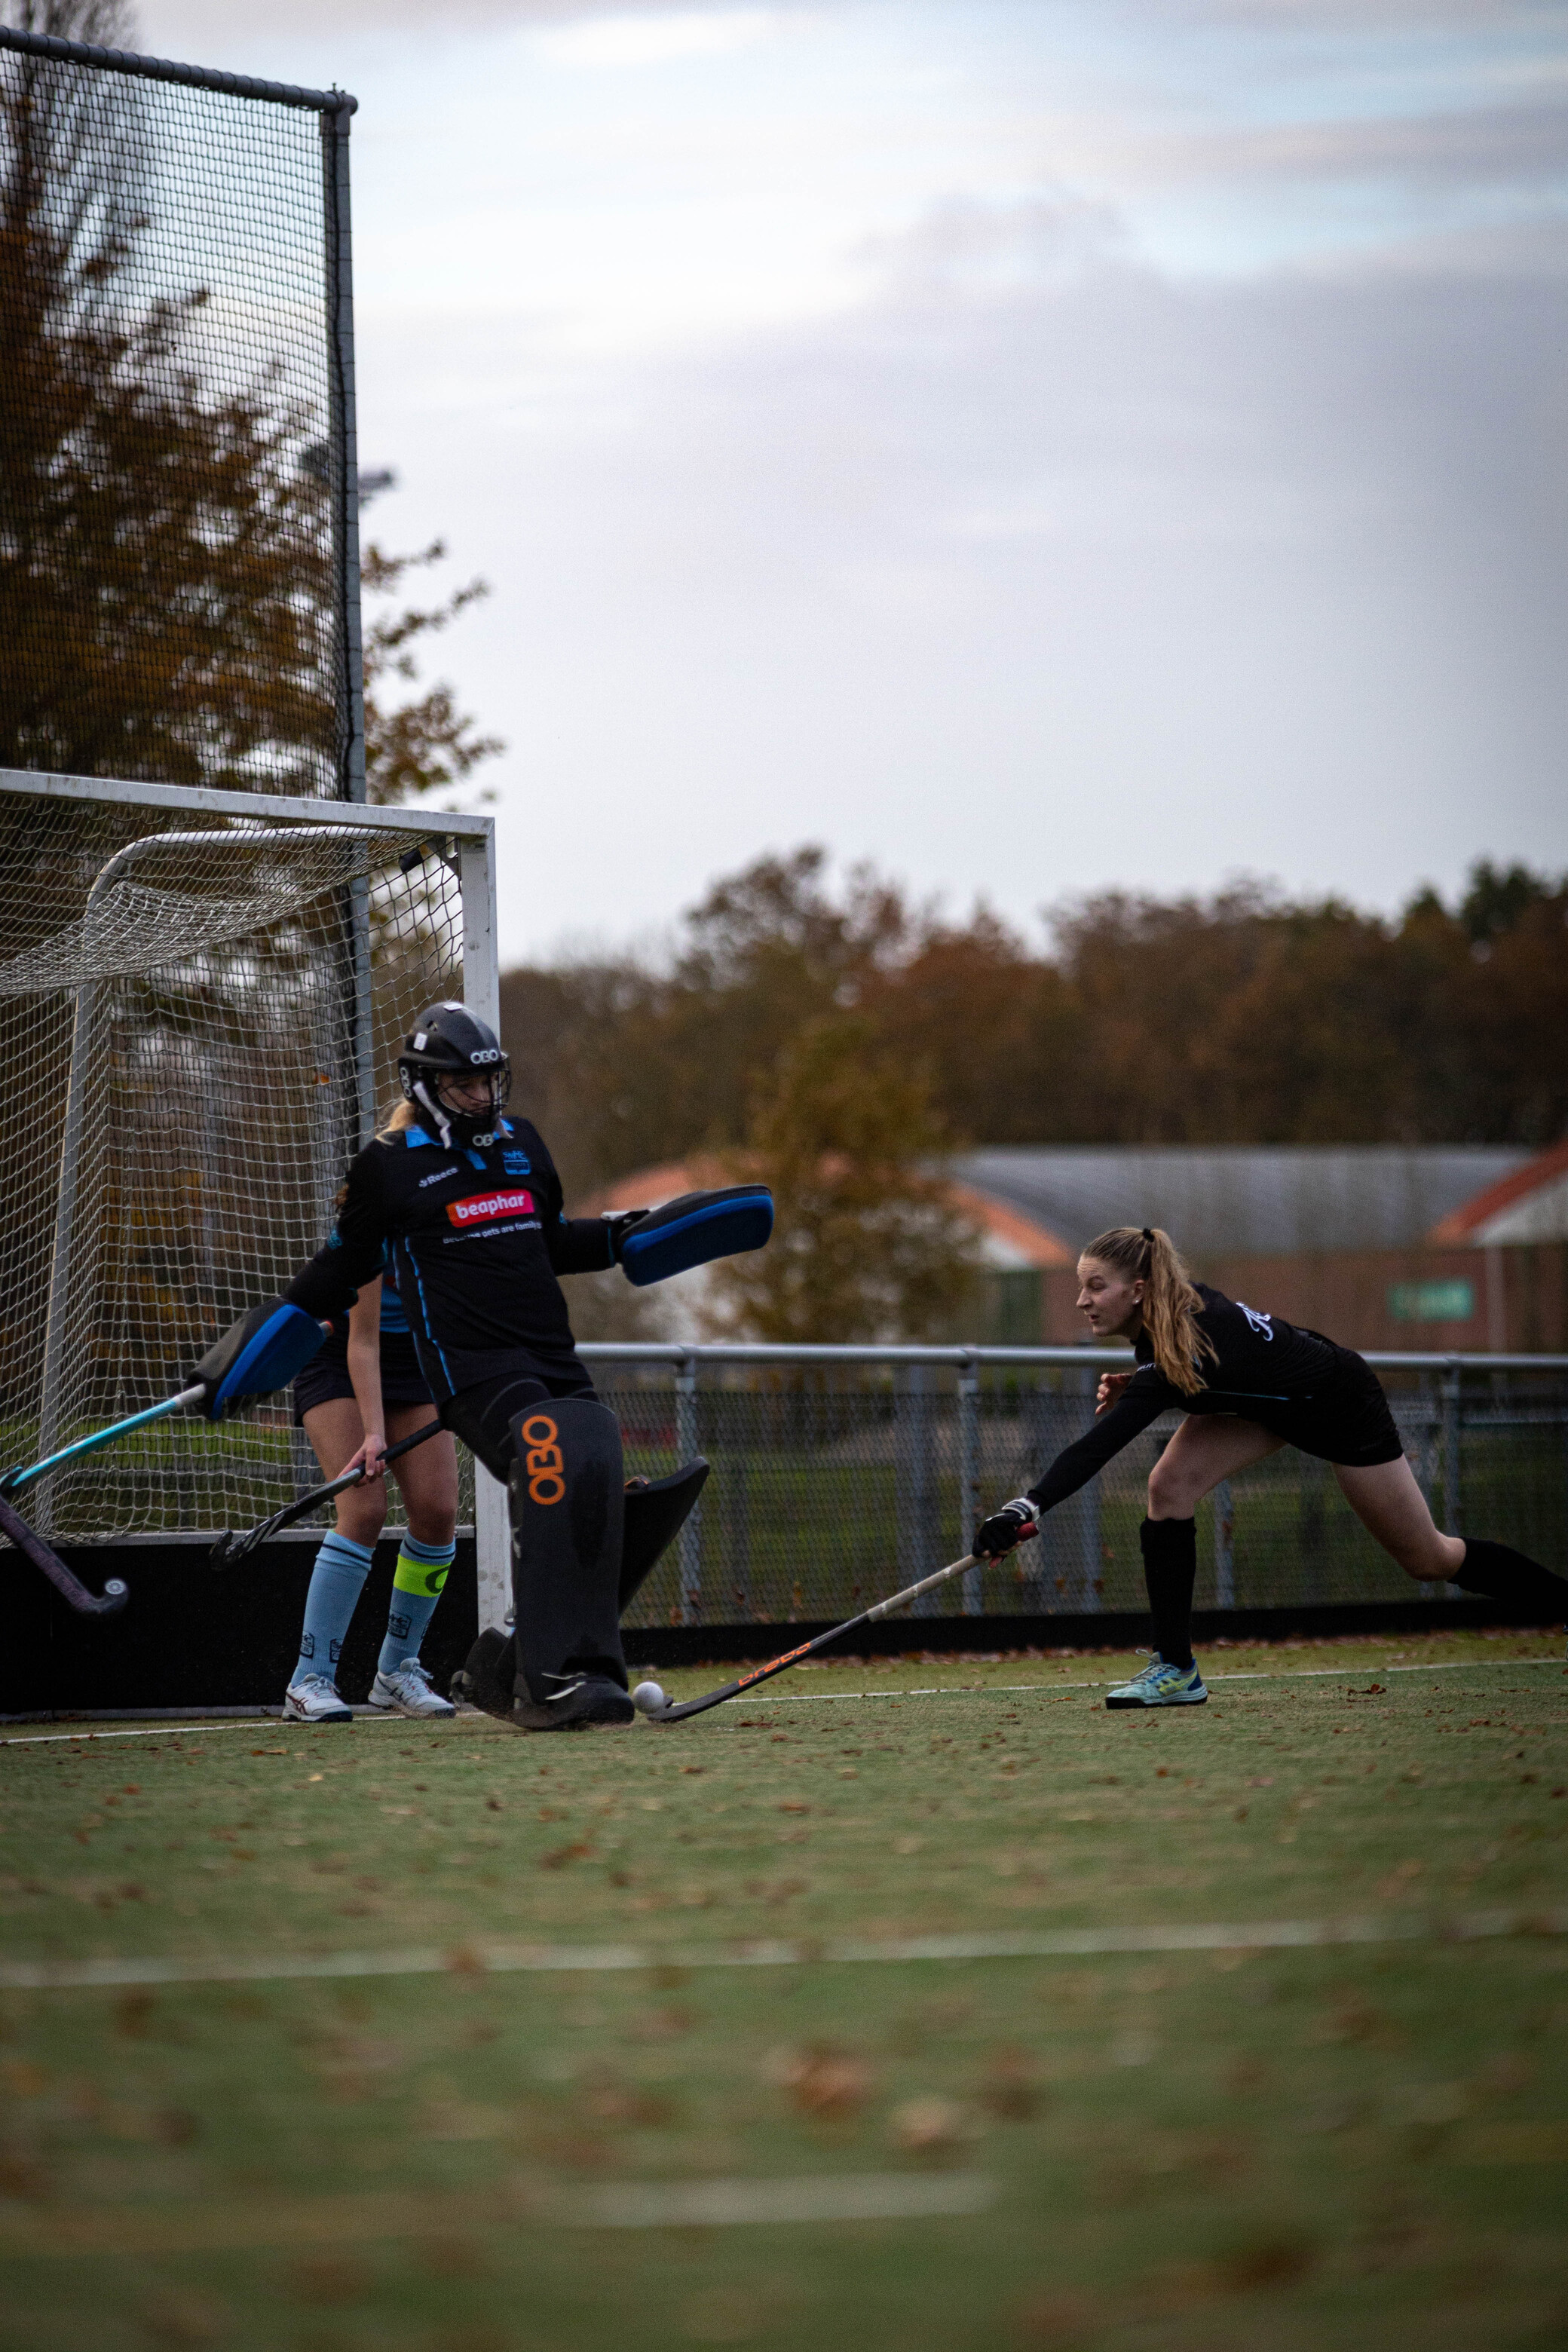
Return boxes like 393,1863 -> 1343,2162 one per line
865,1554 -> 978,1622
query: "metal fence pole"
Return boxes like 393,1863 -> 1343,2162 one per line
1441,1361 -> 1462,1521
727,1451 -> 750,1620
676,1351 -> 702,1622
321,98 -> 366,806
958,1357 -> 982,1614
1076,1360 -> 1101,1610
1213,1478 -> 1235,1610
899,1362 -> 940,1612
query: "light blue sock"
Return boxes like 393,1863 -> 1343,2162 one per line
293,1531 -> 375,1687
378,1532 -> 456,1677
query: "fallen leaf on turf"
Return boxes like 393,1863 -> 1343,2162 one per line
891,2095 -> 975,2154
114,1990 -> 155,2038
980,2047 -> 1040,2119
539,1841 -> 595,1870
767,2044 -> 872,2116
290,2252 -> 371,2305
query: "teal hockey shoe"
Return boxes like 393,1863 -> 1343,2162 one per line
1106,1655 -> 1208,1710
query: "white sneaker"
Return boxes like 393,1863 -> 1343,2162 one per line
283,1673 -> 354,1723
368,1658 -> 455,1717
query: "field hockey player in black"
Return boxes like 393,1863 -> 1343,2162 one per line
279,1002 -> 661,1730
975,1225 -> 1568,1708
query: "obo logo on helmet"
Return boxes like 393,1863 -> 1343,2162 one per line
520,1413 -> 565,1505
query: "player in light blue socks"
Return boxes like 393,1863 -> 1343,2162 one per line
370,1531 -> 458,1711
292,1530 -> 377,1711
283,1248 -> 461,1724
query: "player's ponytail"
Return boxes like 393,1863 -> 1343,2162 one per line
1082,1225 -> 1215,1396
375,1097 -> 421,1142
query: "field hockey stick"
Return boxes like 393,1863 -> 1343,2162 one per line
632,1549 -> 982,1724
209,1418 -> 444,1570
0,1383 -> 207,1502
0,1490 -> 128,1616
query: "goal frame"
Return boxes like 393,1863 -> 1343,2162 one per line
2,768 -> 509,1628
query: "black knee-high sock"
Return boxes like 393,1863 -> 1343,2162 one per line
1141,1517 -> 1196,1669
1452,1538 -> 1568,1623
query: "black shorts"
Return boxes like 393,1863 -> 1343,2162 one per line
292,1327 -> 434,1426
441,1364 -> 598,1484
1247,1347 -> 1404,1469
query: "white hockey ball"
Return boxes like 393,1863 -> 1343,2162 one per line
632,1680 -> 667,1716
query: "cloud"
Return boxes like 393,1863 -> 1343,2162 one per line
366,195 -> 1566,954
536,8 -> 785,66
1143,96 -> 1568,194
135,0 -> 805,41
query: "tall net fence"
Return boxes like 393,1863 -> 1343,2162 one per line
0,784 -> 474,1539
586,1355 -> 1568,1631
0,32 -> 357,796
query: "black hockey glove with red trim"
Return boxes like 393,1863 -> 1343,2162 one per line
974,1497 -> 1039,1557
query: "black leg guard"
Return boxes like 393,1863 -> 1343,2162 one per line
450,1625 -> 516,1723
620,1459 -> 709,1612
507,1396 -> 632,1730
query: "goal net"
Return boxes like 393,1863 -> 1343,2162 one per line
0,777 -> 492,1542
1,28 -> 361,799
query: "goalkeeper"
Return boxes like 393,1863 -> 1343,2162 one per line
277,1003 -> 646,1731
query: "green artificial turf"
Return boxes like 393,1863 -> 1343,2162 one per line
2,1630 -> 1566,2350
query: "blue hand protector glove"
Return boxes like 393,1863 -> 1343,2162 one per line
189,1300 -> 327,1422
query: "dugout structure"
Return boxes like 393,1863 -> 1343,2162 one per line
0,771 -> 501,1580
0,26 -> 364,800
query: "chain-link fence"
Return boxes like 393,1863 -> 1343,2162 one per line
0,27 -> 362,798
578,1346 -> 1568,1629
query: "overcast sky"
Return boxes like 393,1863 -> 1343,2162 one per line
134,0 -> 1568,964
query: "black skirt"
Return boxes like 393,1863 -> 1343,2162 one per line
1242,1346 -> 1404,1469
292,1326 -> 433,1425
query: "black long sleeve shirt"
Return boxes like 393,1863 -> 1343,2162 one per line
1026,1285 -> 1341,1515
284,1118 -> 611,1401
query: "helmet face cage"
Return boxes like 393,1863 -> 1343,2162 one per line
396,1003 -> 512,1148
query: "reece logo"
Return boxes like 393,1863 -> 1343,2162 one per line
446,1187 -> 534,1227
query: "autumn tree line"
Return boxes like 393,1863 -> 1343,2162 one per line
500,847 -> 1568,1200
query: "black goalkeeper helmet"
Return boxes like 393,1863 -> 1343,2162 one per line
397,1003 -> 512,1149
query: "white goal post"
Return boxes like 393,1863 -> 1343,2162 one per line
0,769 -> 508,1626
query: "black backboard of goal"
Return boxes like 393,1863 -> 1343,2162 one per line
0,26 -> 364,801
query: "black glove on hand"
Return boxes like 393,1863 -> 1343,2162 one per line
602,1208 -> 651,1262
975,1496 -> 1039,1557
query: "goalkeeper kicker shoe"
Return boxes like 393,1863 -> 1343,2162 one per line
510,1672 -> 635,1732
283,1674 -> 354,1724
1106,1656 -> 1208,1710
368,1659 -> 456,1718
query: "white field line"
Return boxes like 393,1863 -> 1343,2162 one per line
5,1907 -> 1564,1992
0,1714 -> 409,1747
0,2172 -> 997,2256
2,1653 -> 1560,1744
562,2173 -> 995,2228
695,1656 -> 1567,1704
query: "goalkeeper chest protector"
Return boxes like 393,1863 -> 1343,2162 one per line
286,1119 -> 614,1400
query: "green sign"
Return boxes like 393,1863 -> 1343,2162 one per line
1387,1279 -> 1475,1323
